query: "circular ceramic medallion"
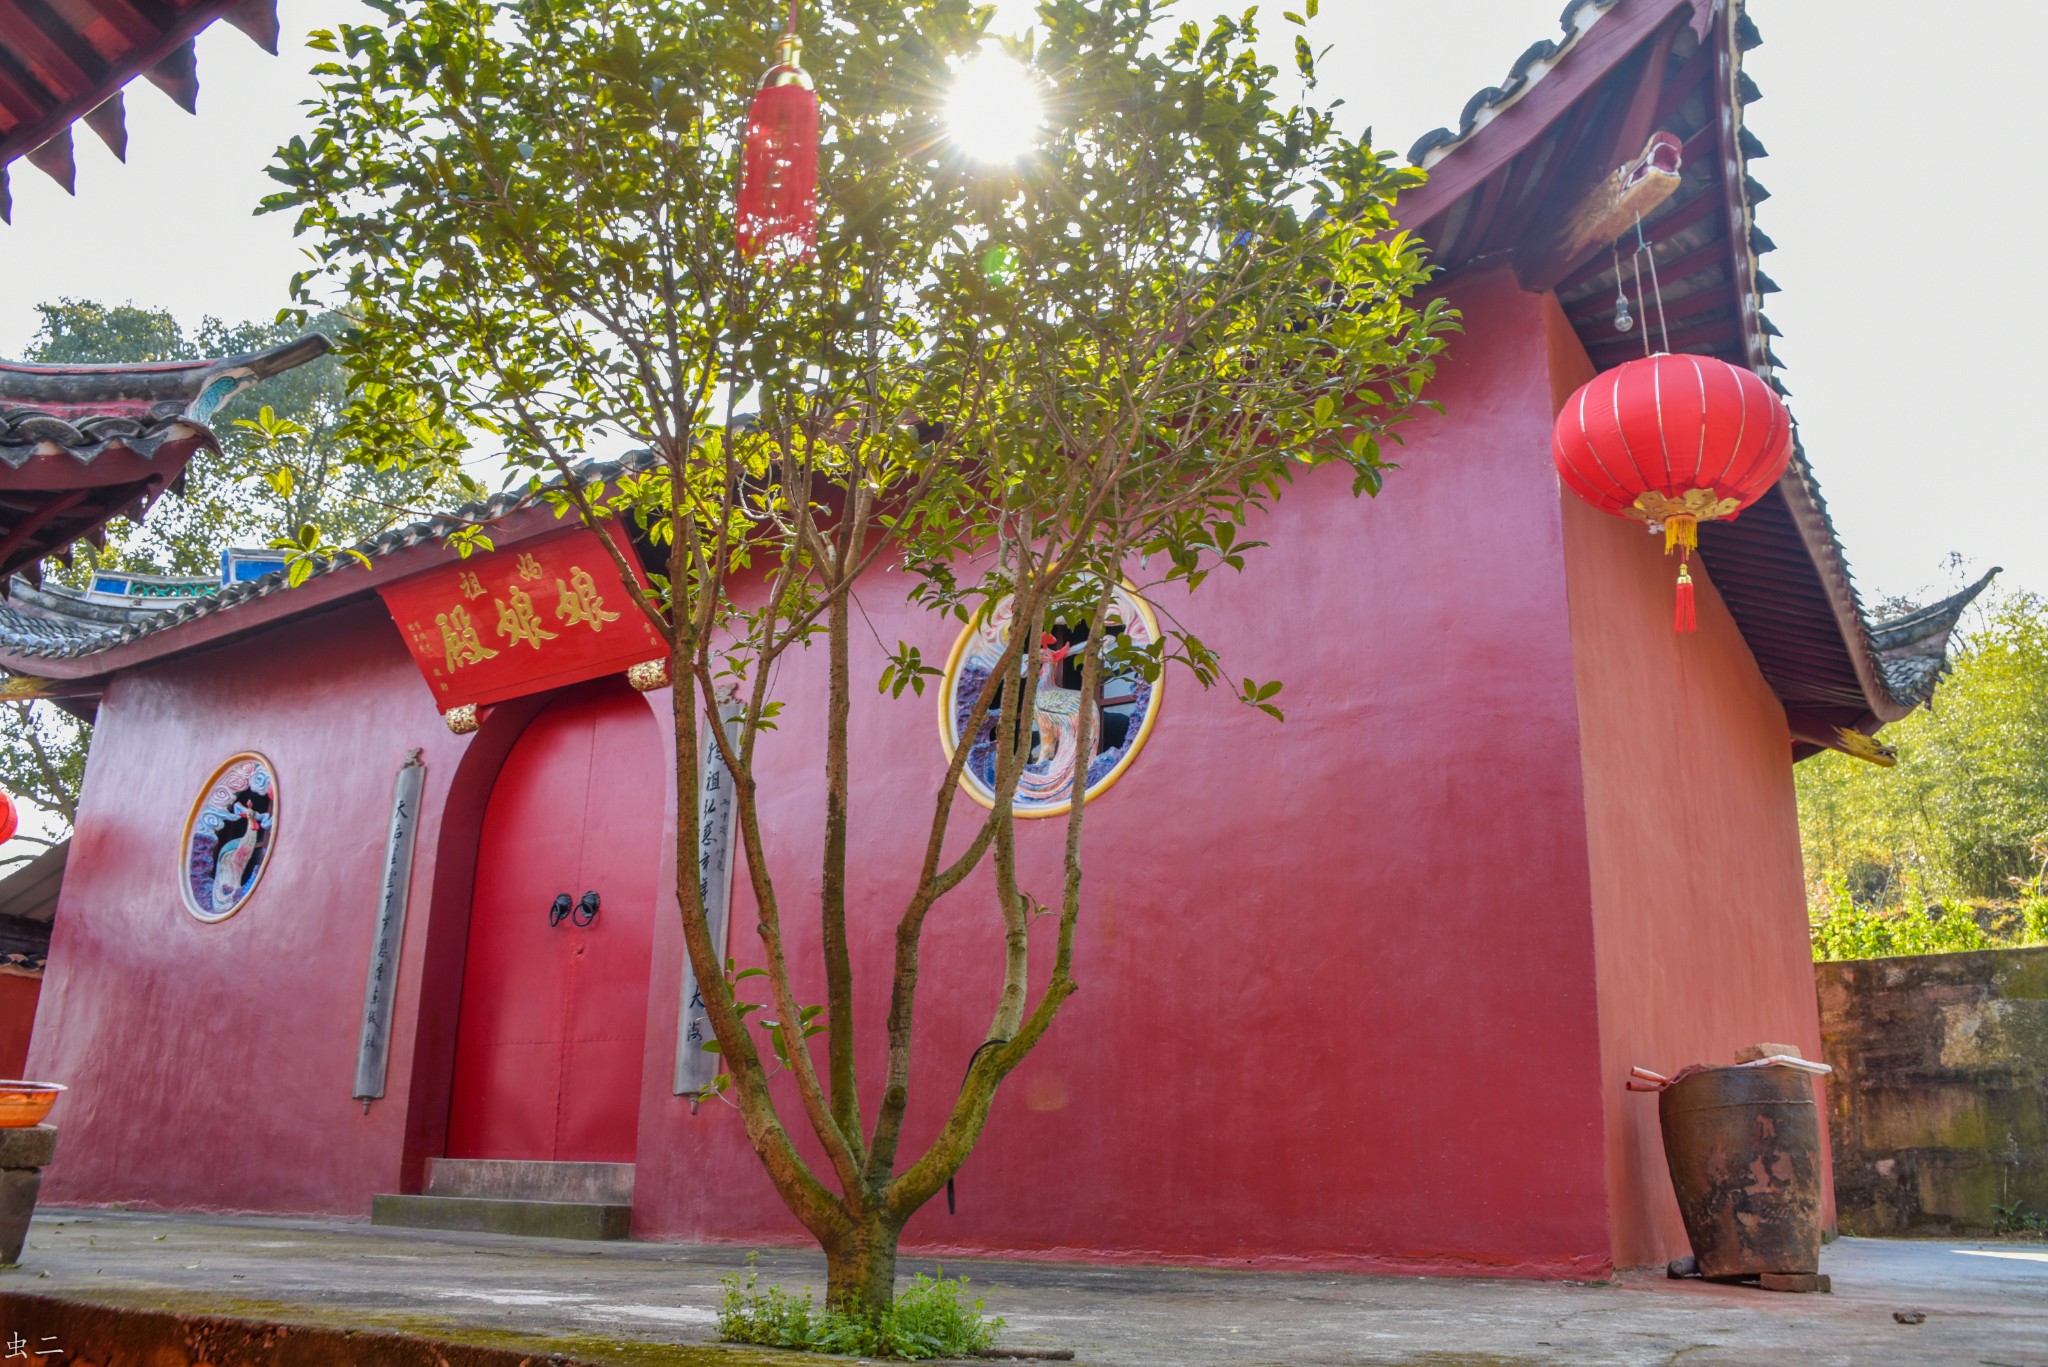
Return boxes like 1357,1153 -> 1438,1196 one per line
937,585 -> 1162,817
180,752 -> 279,922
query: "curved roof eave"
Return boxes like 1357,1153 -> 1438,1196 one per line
1397,0 -> 1970,738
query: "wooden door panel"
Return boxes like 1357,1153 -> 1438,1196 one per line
451,1039 -> 560,1159
446,680 -> 660,1163
556,1034 -> 645,1162
555,684 -> 662,1161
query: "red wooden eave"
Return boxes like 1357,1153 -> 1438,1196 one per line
0,0 -> 280,218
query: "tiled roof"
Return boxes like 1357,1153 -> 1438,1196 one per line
0,337 -> 333,586
1407,0 -> 1620,169
0,337 -> 330,466
0,452 -> 655,663
0,407 -> 211,470
1869,568 -> 2001,707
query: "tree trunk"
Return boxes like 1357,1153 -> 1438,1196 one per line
825,1217 -> 902,1321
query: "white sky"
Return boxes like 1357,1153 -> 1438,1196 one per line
0,0 -> 2034,613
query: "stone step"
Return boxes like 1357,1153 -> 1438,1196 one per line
370,1194 -> 631,1241
425,1158 -> 634,1205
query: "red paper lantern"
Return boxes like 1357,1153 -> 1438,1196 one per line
735,20 -> 819,264
1552,352 -> 1793,632
0,790 -> 16,848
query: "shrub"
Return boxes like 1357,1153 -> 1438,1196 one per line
1797,593 -> 2048,908
718,1256 -> 1003,1360
1810,874 -> 2048,962
1994,1201 -> 2048,1239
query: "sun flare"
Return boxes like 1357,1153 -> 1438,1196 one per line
945,50 -> 1043,163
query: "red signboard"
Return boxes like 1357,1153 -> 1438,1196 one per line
378,524 -> 667,711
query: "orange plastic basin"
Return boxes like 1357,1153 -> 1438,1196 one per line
0,1082 -> 64,1128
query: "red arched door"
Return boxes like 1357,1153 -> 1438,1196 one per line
446,679 -> 662,1162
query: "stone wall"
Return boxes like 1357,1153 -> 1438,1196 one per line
1817,947 -> 2048,1235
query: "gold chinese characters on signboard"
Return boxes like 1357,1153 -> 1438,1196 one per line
378,525 -> 668,711
427,566 -> 626,669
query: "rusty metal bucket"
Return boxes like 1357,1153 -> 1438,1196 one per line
1658,1065 -> 1822,1278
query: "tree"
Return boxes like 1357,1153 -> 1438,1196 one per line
0,701 -> 84,842
0,301 -> 457,849
1798,590 -> 2048,908
270,0 -> 1449,1315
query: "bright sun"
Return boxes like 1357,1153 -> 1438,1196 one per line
945,50 -> 1043,163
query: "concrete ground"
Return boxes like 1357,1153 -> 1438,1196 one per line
3,1209 -> 2045,1366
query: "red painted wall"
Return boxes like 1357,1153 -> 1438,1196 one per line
28,267 -> 1820,1278
1546,298 -> 1832,1269
28,600 -> 480,1215
630,267 -> 1614,1275
0,974 -> 39,1077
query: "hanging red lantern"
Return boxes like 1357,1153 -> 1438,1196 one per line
0,790 -> 16,848
1552,353 -> 1793,633
735,3 -> 819,264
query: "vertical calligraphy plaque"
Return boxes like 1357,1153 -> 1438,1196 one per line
354,750 -> 427,1100
675,703 -> 742,1097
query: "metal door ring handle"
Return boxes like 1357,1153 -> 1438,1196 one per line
549,893 -> 572,927
574,891 -> 600,927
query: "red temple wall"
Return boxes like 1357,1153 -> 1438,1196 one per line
24,266 -> 1819,1277
28,601 -> 468,1215
1546,298 -> 1832,1269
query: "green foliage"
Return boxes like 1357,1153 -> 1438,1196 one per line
1993,1201 -> 2048,1239
718,1258 -> 1002,1360
1808,874 -> 2048,962
1799,591 -> 2048,908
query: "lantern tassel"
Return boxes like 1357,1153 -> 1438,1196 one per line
736,11 -> 818,264
1674,560 -> 1697,634
1663,513 -> 1698,555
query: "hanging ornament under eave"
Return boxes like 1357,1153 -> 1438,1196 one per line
0,789 -> 16,848
735,4 -> 819,264
1552,352 -> 1793,633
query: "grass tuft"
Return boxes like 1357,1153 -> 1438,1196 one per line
717,1255 -> 1003,1360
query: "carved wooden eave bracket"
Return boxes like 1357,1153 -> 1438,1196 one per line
1554,131 -> 1686,277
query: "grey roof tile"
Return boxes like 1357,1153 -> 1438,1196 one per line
1405,0 -> 1621,167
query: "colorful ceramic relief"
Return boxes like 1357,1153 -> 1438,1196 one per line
938,584 -> 1162,817
182,753 -> 278,922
